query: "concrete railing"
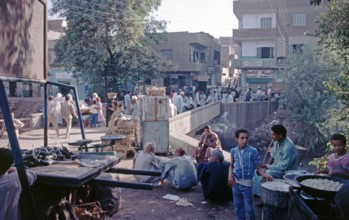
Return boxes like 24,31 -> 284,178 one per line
168,101 -> 278,160
169,102 -> 221,154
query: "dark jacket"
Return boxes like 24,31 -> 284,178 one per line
198,161 -> 232,201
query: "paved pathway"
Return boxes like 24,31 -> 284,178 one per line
0,126 -> 108,150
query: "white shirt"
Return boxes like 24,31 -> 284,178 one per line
124,94 -> 131,110
0,170 -> 36,220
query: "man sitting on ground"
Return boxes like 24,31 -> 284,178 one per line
197,149 -> 232,201
133,142 -> 164,185
161,147 -> 197,190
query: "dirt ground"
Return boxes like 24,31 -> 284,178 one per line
111,159 -> 263,220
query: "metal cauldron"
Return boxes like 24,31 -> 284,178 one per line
296,175 -> 346,200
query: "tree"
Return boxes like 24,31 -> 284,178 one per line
284,46 -> 338,151
316,0 -> 349,131
50,0 -> 175,95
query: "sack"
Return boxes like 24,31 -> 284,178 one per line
45,199 -> 78,220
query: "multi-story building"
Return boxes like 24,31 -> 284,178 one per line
233,0 -> 319,92
152,32 -> 221,93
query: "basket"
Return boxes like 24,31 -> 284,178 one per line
74,201 -> 106,220
146,86 -> 166,96
107,93 -> 117,99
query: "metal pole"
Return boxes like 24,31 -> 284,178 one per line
44,83 -> 48,147
46,81 -> 86,140
0,80 -> 39,219
72,86 -> 86,139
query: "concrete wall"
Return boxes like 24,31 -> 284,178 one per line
168,101 -> 278,159
169,102 -> 221,154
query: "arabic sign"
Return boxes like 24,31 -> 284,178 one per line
246,69 -> 274,78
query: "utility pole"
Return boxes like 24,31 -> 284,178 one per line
275,3 -> 278,67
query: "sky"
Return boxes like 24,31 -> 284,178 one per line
154,0 -> 238,38
48,0 -> 238,38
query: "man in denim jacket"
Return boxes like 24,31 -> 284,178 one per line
228,129 -> 271,220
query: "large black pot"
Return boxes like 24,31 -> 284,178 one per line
296,175 -> 346,200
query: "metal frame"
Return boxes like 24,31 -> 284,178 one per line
0,77 -> 87,219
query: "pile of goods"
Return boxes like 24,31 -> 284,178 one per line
75,202 -> 106,220
146,86 -> 166,96
301,178 -> 343,191
21,146 -> 75,167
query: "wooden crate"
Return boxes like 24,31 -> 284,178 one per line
113,129 -> 137,158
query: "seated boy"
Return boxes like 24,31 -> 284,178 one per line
319,133 -> 349,179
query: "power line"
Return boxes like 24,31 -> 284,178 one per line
275,0 -> 289,32
267,0 -> 285,40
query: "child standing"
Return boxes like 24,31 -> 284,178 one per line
327,133 -> 349,179
228,129 -> 271,220
89,101 -> 98,127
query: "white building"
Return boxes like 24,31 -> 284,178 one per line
233,0 -> 320,92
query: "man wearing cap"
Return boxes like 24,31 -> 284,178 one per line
127,96 -> 139,116
197,149 -> 232,201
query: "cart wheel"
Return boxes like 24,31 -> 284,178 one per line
92,174 -> 121,217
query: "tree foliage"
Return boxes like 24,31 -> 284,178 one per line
50,0 -> 175,95
316,0 -> 349,132
284,46 -> 338,151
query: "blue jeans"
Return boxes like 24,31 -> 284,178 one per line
233,184 -> 255,220
90,113 -> 97,127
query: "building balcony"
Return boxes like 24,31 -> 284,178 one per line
234,57 -> 287,69
233,0 -> 273,19
234,59 -> 275,69
233,28 -> 276,42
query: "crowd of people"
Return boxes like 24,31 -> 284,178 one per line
132,123 -> 349,220
6,87 -> 343,219
166,85 -> 279,115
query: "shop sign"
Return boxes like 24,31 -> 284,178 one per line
246,69 -> 273,78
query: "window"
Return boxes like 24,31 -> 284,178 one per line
199,52 -> 206,63
161,49 -> 173,60
257,47 -> 274,58
193,51 -> 199,62
290,44 -> 305,53
293,14 -> 306,26
261,17 -> 272,29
